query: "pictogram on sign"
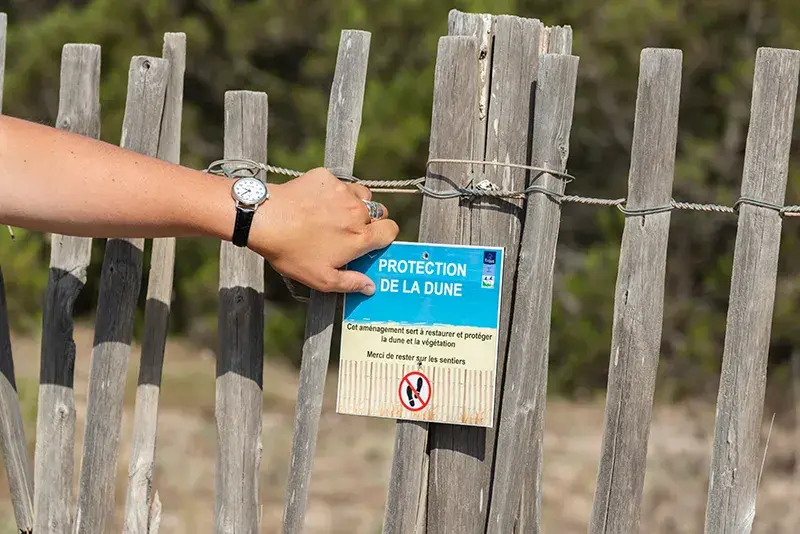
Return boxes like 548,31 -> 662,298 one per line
399,371 -> 431,412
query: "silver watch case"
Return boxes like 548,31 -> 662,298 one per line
231,176 -> 269,210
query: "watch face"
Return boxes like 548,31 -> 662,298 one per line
232,177 -> 268,205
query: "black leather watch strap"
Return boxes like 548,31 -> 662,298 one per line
232,207 -> 255,247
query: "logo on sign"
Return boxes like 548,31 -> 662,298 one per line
483,250 -> 497,265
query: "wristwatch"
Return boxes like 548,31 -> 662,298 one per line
230,175 -> 269,247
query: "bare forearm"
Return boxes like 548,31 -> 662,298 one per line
0,115 -> 400,296
0,115 -> 233,240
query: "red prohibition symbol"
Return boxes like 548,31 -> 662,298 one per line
399,371 -> 432,412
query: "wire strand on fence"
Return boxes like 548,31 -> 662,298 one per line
203,157 -> 800,302
204,157 -> 800,217
7,158 -> 794,297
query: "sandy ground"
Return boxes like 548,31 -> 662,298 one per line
1,324 -> 798,532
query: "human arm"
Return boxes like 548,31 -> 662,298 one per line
0,115 -> 398,295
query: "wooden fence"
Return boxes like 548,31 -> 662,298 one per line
0,7 -> 798,534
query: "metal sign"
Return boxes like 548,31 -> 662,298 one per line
335,241 -> 503,427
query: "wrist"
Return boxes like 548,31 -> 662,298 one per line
184,168 -> 280,255
177,169 -> 237,242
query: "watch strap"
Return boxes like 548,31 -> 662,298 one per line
232,207 -> 255,247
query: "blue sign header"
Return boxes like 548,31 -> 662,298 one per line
343,242 -> 503,329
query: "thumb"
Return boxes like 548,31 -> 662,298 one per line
326,269 -> 376,296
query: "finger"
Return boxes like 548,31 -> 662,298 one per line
361,218 -> 399,251
347,182 -> 372,201
325,269 -> 377,296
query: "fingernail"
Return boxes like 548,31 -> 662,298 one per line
363,282 -> 376,296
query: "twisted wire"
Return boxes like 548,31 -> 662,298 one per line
7,158 -> 798,302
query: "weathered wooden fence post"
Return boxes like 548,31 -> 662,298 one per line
75,55 -> 170,533
124,32 -> 186,534
382,34 -> 480,533
215,90 -> 268,533
0,267 -> 33,533
0,13 -> 35,533
425,14 -> 545,533
34,42 -> 101,534
587,48 -> 683,534
487,52 -> 580,534
704,47 -> 800,533
283,30 -> 371,533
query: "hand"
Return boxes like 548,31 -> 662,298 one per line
249,168 -> 399,296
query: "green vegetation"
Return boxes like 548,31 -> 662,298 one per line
3,0 -> 800,399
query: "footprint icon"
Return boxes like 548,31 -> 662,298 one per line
406,376 -> 425,407
406,385 -> 415,407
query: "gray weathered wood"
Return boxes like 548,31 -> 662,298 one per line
546,25 -> 573,55
588,48 -> 682,534
124,33 -> 186,534
34,43 -> 101,534
448,9 -> 494,161
148,491 -> 162,534
0,272 -> 35,533
513,29 -> 576,534
487,53 -> 580,534
215,90 -> 267,533
704,47 -> 800,533
75,56 -> 169,534
382,35 -> 480,534
0,13 -> 35,533
282,30 -> 371,534
424,16 -> 545,534
383,15 -> 496,532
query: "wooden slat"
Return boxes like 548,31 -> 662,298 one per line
34,43 -> 101,534
588,48 -> 682,534
124,32 -> 186,534
0,275 -> 35,533
283,30 -> 370,533
704,47 -> 800,533
492,53 -> 580,534
424,16 -> 543,534
447,9 -> 494,164
75,55 -> 169,534
382,15 -> 494,533
546,25 -> 573,55
0,13 -> 36,533
512,30 -> 576,534
215,90 -> 267,533
382,35 -> 481,534
148,491 -> 162,534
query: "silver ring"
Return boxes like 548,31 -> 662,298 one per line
362,200 -> 384,221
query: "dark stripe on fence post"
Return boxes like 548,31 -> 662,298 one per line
75,56 -> 169,534
705,47 -> 800,533
588,48 -> 683,534
124,32 -> 186,534
283,29 -> 371,534
35,42 -> 101,534
215,90 -> 267,533
382,35 -> 480,534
